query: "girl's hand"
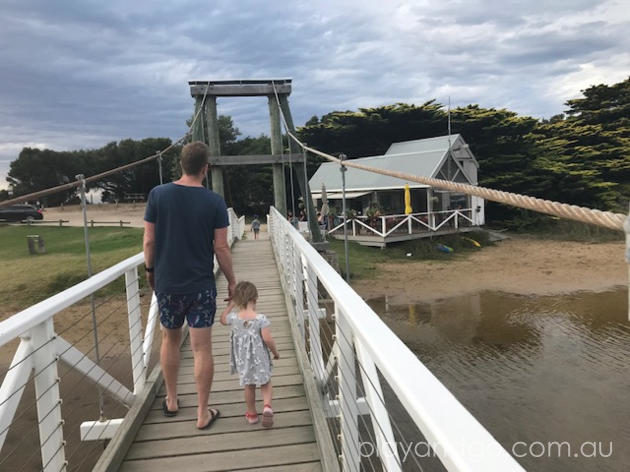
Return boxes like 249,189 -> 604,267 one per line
273,352 -> 280,360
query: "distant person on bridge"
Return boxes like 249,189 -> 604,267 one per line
143,141 -> 236,430
251,215 -> 261,240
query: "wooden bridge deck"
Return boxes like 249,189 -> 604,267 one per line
119,238 -> 322,472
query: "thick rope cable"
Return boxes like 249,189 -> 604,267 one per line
1,82 -> 211,209
277,125 -> 626,232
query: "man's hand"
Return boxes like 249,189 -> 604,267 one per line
273,351 -> 280,360
225,280 -> 236,302
147,271 -> 155,291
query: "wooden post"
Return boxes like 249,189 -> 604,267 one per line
268,96 -> 287,217
205,97 -> 224,196
278,95 -> 323,243
192,95 -> 206,146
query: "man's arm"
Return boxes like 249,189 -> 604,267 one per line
143,221 -> 156,290
214,227 -> 236,300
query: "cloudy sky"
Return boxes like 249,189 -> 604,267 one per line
1,0 -> 629,188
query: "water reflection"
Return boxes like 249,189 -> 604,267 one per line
368,289 -> 630,472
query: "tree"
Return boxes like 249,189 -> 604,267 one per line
533,77 -> 630,212
93,138 -> 179,202
7,138 -> 179,205
223,134 -> 273,216
7,147 -> 88,206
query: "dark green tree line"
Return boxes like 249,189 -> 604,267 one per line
7,138 -> 179,205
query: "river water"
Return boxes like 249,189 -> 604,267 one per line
367,288 -> 630,472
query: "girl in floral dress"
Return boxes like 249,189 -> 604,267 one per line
221,281 -> 280,427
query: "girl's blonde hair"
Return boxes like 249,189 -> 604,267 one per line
232,281 -> 258,308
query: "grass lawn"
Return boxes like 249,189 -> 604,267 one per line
0,225 -> 144,312
327,231 -> 492,280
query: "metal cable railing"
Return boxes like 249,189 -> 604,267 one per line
269,206 -> 525,471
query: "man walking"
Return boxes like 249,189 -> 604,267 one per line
143,141 -> 236,429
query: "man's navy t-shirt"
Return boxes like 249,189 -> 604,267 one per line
144,183 -> 229,294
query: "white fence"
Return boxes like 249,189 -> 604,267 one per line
328,209 -> 476,238
269,206 -> 524,471
0,209 -> 244,471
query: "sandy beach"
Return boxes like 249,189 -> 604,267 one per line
353,237 -> 628,303
44,203 -> 148,227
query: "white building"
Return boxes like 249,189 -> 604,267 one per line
308,134 -> 485,247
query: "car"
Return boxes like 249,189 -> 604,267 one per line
0,204 -> 44,222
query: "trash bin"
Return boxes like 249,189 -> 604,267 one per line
27,235 -> 46,255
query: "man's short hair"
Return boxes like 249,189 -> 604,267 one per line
180,141 -> 209,176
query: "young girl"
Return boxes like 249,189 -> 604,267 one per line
221,281 -> 280,427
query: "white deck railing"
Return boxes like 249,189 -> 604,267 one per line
328,208 -> 476,238
0,209 -> 244,471
269,206 -> 524,471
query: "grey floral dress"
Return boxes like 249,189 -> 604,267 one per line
227,312 -> 272,386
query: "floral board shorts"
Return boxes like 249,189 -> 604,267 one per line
156,288 -> 217,329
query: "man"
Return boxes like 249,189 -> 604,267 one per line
143,141 -> 236,429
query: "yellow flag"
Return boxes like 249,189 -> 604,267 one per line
404,184 -> 413,215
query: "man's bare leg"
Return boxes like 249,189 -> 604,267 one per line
160,327 -> 182,411
190,326 -> 214,427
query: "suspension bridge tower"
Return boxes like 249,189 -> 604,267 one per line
188,79 -> 323,242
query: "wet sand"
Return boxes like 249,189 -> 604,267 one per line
353,237 -> 628,303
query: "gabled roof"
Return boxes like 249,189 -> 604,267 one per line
309,134 -> 475,193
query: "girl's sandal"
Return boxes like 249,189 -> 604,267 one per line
245,411 -> 259,425
262,404 -> 274,428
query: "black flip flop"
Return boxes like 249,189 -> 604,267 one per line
197,408 -> 221,430
162,398 -> 179,417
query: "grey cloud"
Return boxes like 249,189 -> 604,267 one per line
0,0 -> 628,189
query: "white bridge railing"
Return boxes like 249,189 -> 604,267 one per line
269,206 -> 524,471
328,209 -> 476,239
0,208 -> 244,471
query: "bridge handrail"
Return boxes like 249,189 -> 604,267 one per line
269,206 -> 524,471
0,253 -> 144,347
